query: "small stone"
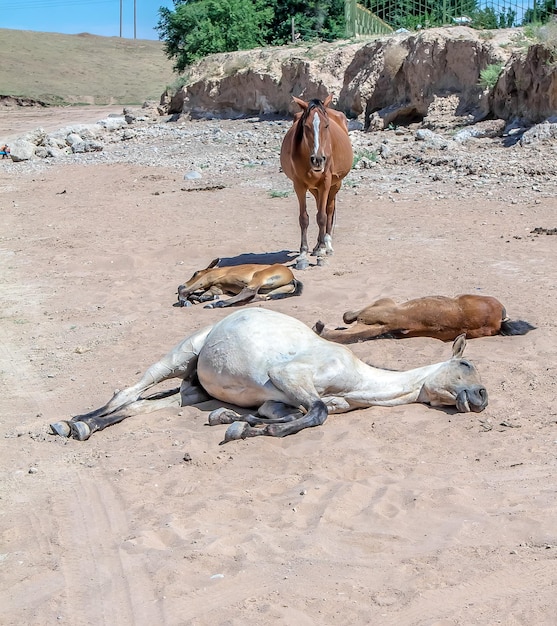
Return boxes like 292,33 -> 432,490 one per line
28,467 -> 38,474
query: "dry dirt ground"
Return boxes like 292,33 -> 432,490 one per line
1,106 -> 556,625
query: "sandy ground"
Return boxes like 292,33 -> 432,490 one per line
0,105 -> 123,143
1,107 -> 556,626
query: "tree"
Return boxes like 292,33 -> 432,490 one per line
157,0 -> 346,71
157,0 -> 273,72
268,0 -> 345,45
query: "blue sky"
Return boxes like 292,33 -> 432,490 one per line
0,0 -> 174,40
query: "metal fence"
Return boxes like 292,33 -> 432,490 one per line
345,0 -> 394,36
346,0 -> 556,36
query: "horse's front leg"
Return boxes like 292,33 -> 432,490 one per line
324,184 -> 340,257
294,182 -> 310,270
311,182 -> 332,263
218,400 -> 327,443
220,361 -> 329,442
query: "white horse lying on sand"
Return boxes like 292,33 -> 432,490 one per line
50,308 -> 488,444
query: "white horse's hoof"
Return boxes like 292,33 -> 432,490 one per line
295,258 -> 309,271
208,407 -> 240,426
50,421 -> 71,437
316,256 -> 328,267
313,321 -> 325,335
69,421 -> 91,441
220,421 -> 248,444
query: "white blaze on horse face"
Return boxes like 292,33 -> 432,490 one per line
313,113 -> 320,156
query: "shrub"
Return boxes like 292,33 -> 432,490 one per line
479,63 -> 503,89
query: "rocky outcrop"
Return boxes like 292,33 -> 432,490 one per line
168,42 -> 361,118
0,95 -> 48,108
491,43 -> 557,123
338,27 -> 508,128
167,26 -> 556,128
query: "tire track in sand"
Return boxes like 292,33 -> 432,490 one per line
53,470 -> 164,625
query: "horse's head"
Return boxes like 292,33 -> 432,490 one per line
418,334 -> 488,412
293,95 -> 333,173
177,258 -> 220,305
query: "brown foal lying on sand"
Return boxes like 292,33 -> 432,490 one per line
314,294 -> 535,343
177,259 -> 302,308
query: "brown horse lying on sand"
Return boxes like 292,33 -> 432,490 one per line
314,294 -> 535,343
177,259 -> 302,308
280,95 -> 353,270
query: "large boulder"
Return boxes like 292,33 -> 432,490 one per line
9,139 -> 36,161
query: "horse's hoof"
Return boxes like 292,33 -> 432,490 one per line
50,421 -> 71,437
213,300 -> 226,308
180,300 -> 193,308
316,256 -> 327,267
69,421 -> 91,441
208,407 -> 240,426
313,321 -> 325,335
219,421 -> 248,444
203,303 -> 214,309
295,258 -> 309,271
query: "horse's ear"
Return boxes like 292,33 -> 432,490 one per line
206,258 -> 220,269
323,94 -> 333,107
292,96 -> 308,110
452,334 -> 467,358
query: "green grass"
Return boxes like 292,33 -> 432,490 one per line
352,149 -> 378,168
268,189 -> 291,198
479,63 -> 503,89
0,29 -> 176,105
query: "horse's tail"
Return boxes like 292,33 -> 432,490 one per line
500,318 -> 536,336
292,279 -> 304,296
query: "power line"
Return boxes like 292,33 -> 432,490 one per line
0,0 -> 117,11
1,0 -> 152,40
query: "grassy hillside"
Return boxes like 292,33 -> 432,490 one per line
0,29 -> 176,105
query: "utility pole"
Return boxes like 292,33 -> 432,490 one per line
120,0 -> 123,37
134,0 -> 137,39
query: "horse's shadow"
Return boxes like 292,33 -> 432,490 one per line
217,249 -> 297,267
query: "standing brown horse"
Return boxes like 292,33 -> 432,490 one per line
280,95 -> 353,270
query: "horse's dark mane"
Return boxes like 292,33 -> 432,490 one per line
294,99 -> 327,144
